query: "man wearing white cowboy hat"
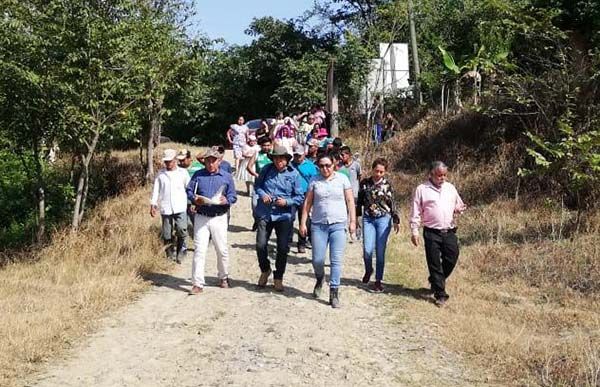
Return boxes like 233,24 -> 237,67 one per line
253,145 -> 304,292
150,148 -> 191,263
186,147 -> 237,295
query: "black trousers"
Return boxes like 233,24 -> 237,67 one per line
256,218 -> 292,280
423,227 -> 459,299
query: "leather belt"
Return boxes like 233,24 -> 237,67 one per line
424,226 -> 456,234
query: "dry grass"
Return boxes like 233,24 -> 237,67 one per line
0,144 -> 201,386
0,188 -> 171,386
348,112 -> 600,386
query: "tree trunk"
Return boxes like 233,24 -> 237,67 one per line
454,78 -> 463,109
36,187 -> 45,242
408,0 -> 423,104
139,131 -> 146,185
441,83 -> 446,115
71,128 -> 100,230
145,97 -> 163,184
32,136 -> 46,242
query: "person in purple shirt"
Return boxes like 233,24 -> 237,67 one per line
254,145 -> 304,292
186,148 -> 237,295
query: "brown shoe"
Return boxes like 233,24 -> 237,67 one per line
273,279 -> 284,292
219,278 -> 230,289
189,285 -> 203,295
258,269 -> 271,287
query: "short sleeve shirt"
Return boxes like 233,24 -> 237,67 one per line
309,172 -> 351,225
346,160 -> 361,198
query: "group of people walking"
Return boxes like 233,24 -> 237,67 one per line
150,112 -> 466,308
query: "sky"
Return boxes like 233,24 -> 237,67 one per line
194,0 -> 317,45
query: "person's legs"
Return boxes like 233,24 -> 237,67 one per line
173,212 -> 188,260
311,223 -> 327,281
208,213 -> 229,280
256,219 -> 273,273
288,206 -> 297,244
423,229 -> 447,299
440,232 -> 460,281
297,202 -> 308,249
273,219 -> 292,280
328,222 -> 347,289
161,214 -> 175,259
251,191 -> 258,231
374,215 -> 392,281
192,214 -> 211,287
362,216 -> 376,281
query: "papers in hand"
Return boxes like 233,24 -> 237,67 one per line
195,184 -> 225,206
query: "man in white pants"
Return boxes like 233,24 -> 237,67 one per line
186,148 -> 237,295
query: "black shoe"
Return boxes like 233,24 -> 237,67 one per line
175,250 -> 187,264
313,277 -> 323,298
329,287 -> 340,308
298,245 -> 306,254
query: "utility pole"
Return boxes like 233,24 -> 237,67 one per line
408,0 -> 423,104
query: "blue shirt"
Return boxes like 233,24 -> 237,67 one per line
187,169 -> 237,217
219,160 -> 233,174
292,159 -> 319,193
254,164 -> 304,221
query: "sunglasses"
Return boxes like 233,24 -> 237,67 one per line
318,163 -> 333,169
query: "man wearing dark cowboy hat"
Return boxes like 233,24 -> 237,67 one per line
253,145 -> 304,292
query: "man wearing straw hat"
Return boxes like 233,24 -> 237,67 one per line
150,149 -> 191,263
253,145 -> 304,291
186,148 -> 237,295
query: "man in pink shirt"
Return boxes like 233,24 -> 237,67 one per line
410,161 -> 467,307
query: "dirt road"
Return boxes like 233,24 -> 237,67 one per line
30,176 -> 483,386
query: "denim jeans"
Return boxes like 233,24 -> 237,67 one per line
311,222 -> 347,288
362,214 -> 392,281
256,218 -> 292,280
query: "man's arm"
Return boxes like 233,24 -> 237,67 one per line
288,173 -> 305,207
254,166 -> 269,199
224,174 -> 237,205
186,174 -> 198,202
409,186 -> 423,244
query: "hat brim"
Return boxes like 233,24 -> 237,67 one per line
267,153 -> 292,161
163,157 -> 175,161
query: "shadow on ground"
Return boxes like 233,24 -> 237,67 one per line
296,271 -> 433,303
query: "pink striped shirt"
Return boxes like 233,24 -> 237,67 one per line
410,180 -> 465,236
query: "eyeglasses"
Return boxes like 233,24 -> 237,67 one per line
318,163 -> 333,169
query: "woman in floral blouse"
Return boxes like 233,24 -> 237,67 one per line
357,158 -> 400,292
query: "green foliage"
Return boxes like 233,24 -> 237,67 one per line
272,54 -> 328,112
520,116 -> 600,206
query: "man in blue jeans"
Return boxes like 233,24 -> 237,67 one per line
254,146 -> 304,292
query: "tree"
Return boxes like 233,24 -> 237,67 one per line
0,0 -> 67,241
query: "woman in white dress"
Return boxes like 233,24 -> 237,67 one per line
236,135 -> 260,195
226,115 -> 249,172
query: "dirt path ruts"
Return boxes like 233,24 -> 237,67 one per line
29,166 -> 484,386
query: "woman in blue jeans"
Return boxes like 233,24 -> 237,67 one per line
357,158 -> 400,292
300,154 -> 356,308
